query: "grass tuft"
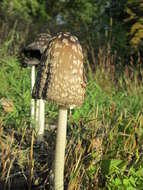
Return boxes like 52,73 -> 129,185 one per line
0,52 -> 143,189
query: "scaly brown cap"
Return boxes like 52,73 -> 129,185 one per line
32,32 -> 87,107
26,33 -> 52,54
20,33 -> 52,66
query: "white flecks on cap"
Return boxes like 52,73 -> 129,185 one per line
62,38 -> 69,45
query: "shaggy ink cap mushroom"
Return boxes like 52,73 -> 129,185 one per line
31,32 -> 87,190
33,32 -> 87,108
20,33 -> 52,67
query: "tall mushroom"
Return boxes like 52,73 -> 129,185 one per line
32,32 -> 87,189
20,33 -> 52,134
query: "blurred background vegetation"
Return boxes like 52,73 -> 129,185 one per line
0,0 -> 143,190
0,0 -> 143,59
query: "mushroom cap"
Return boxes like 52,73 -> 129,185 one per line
26,33 -> 52,54
32,32 -> 87,108
20,33 -> 52,67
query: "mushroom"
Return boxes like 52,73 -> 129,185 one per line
20,33 -> 52,134
32,32 -> 87,189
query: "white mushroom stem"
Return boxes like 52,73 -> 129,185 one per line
37,99 -> 45,139
31,65 -> 35,125
35,99 -> 40,129
54,107 -> 68,190
31,66 -> 45,137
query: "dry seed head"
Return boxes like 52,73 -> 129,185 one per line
0,98 -> 14,113
33,32 -> 87,107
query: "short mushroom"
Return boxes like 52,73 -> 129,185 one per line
20,33 -> 52,134
32,32 -> 87,189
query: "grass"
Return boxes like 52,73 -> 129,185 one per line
0,51 -> 143,190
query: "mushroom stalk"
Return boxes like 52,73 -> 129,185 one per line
31,65 -> 35,125
35,99 -> 40,129
54,107 -> 67,190
37,99 -> 45,140
31,67 -> 45,136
